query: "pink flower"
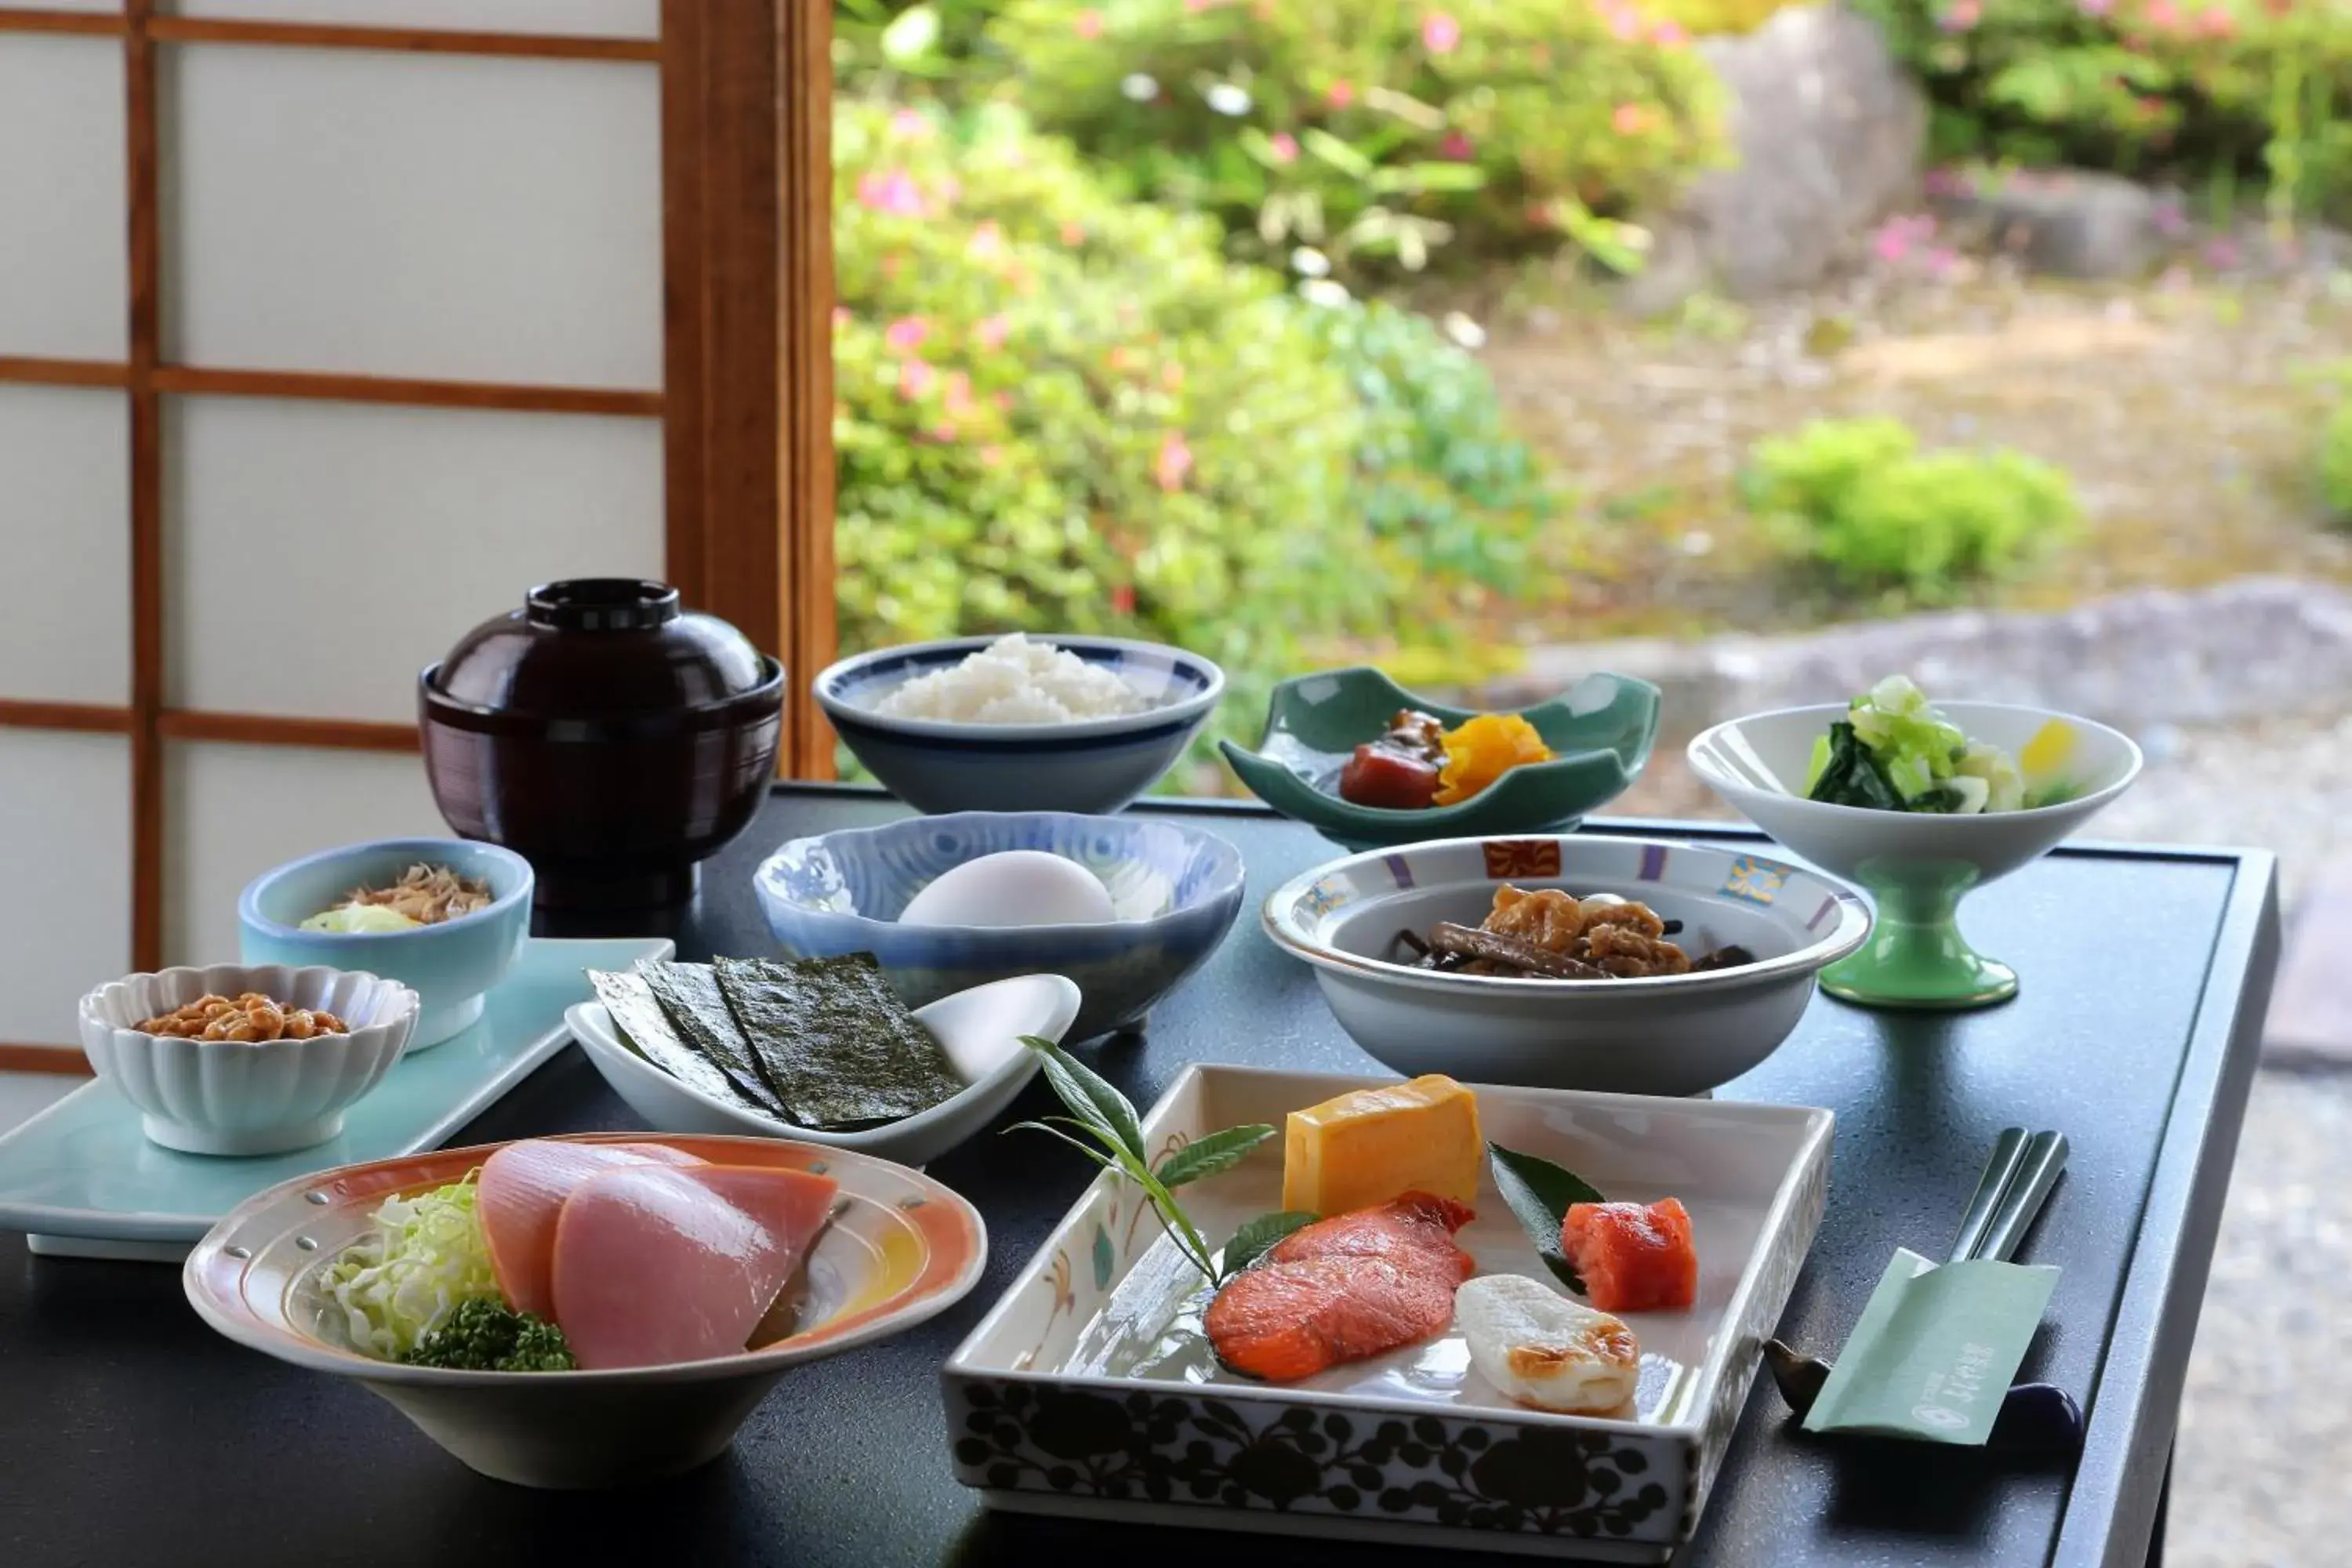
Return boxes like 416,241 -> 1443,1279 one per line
1161,362 -> 1185,391
884,316 -> 928,353
1939,0 -> 1981,31
994,390 -> 1014,411
831,306 -> 851,330
856,169 -> 925,218
1602,3 -> 1642,41
2078,0 -> 2114,13
1110,584 -> 1137,615
1327,79 -> 1356,110
2146,0 -> 2180,27
2196,6 -> 2234,38
1421,10 -> 1461,53
898,359 -> 936,399
975,314 -> 1011,350
980,445 -> 1005,469
1440,129 -> 1473,159
1269,132 -> 1299,164
889,107 -> 931,138
1074,9 -> 1102,38
944,372 -> 974,413
1155,433 -> 1193,493
1610,103 -> 1650,136
927,422 -> 956,442
1873,221 -> 1913,264
1060,220 -> 1087,247
967,220 -> 1004,260
1650,20 -> 1689,47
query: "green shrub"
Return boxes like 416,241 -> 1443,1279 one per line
1299,298 -> 1551,593
1853,0 -> 2352,221
1741,417 -> 2081,604
2324,397 -> 2352,521
972,0 -> 1725,276
833,97 -> 1557,760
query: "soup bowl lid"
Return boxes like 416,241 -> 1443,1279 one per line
421,579 -> 782,730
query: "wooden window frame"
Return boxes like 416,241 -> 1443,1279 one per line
0,1 -> 835,1066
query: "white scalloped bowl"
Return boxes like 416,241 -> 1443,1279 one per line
78,964 -> 419,1156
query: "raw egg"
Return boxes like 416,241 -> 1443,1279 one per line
897,851 -> 1116,927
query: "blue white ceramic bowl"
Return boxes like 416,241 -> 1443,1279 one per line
811,636 -> 1225,815
238,839 -> 533,1050
1264,834 -> 1871,1097
753,812 -> 1246,1040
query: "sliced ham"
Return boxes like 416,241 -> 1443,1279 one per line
477,1140 -> 705,1319
549,1163 -> 840,1370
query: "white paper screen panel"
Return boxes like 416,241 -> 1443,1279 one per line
164,48 -> 662,389
176,0 -> 657,35
0,35 -> 129,361
0,732 -> 130,1044
165,396 -> 664,722
0,387 -> 131,705
165,742 -> 449,968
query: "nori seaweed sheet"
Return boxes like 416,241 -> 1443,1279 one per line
713,953 -> 964,1129
589,969 -> 779,1121
637,960 -> 793,1116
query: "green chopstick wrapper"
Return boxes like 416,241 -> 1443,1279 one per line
1802,1248 -> 2060,1445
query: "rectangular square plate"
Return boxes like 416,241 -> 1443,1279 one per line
0,935 -> 672,1261
944,1065 -> 1831,1562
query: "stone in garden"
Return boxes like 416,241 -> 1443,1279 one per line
1621,2 -> 1926,314
1928,169 -> 2161,281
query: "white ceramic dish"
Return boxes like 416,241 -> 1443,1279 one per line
567,972 -> 1083,1167
186,1132 -> 988,1490
1686,701 -> 2141,1008
78,964 -> 419,1156
0,936 -> 670,1261
945,1065 -> 1832,1561
1261,836 -> 1870,1097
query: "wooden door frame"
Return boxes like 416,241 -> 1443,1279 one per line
0,1 -> 835,1063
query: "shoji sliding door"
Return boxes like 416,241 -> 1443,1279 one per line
0,1 -> 835,1058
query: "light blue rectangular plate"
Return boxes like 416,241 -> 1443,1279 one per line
0,935 -> 672,1262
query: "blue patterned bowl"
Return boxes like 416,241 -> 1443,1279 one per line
753,812 -> 1246,1040
812,636 -> 1225,815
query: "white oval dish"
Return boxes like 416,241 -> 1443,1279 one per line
566,972 -> 1081,1167
78,963 -> 419,1156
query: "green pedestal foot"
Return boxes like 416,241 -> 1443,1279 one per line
1821,859 -> 2019,1011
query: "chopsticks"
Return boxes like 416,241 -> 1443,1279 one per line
1765,1127 -> 2085,1454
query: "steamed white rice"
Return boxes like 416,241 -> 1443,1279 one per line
870,633 -> 1155,724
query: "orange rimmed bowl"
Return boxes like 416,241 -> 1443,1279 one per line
182,1132 -> 985,1490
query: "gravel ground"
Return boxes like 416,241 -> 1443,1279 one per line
2172,1068 -> 2352,1568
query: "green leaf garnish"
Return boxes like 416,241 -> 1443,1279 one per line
1488,1142 -> 1607,1295
1155,1124 -> 1278,1190
1029,1036 -> 1145,1156
1221,1210 -> 1318,1278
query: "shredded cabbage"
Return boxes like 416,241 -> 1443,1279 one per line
321,1173 -> 502,1360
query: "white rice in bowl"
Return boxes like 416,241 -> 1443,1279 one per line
870,633 -> 1156,724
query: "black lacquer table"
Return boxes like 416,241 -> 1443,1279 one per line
0,786 -> 2279,1568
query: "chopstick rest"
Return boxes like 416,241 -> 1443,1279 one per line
1800,1247 -> 2060,1446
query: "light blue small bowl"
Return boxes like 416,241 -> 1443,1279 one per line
753,811 -> 1245,1040
238,839 -> 534,1050
811,636 -> 1225,815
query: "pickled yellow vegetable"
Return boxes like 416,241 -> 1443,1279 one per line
1434,713 -> 1553,806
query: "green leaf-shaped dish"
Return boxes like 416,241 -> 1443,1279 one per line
1218,666 -> 1661,850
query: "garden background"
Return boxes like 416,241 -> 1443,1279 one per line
832,4 -> 2352,1558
